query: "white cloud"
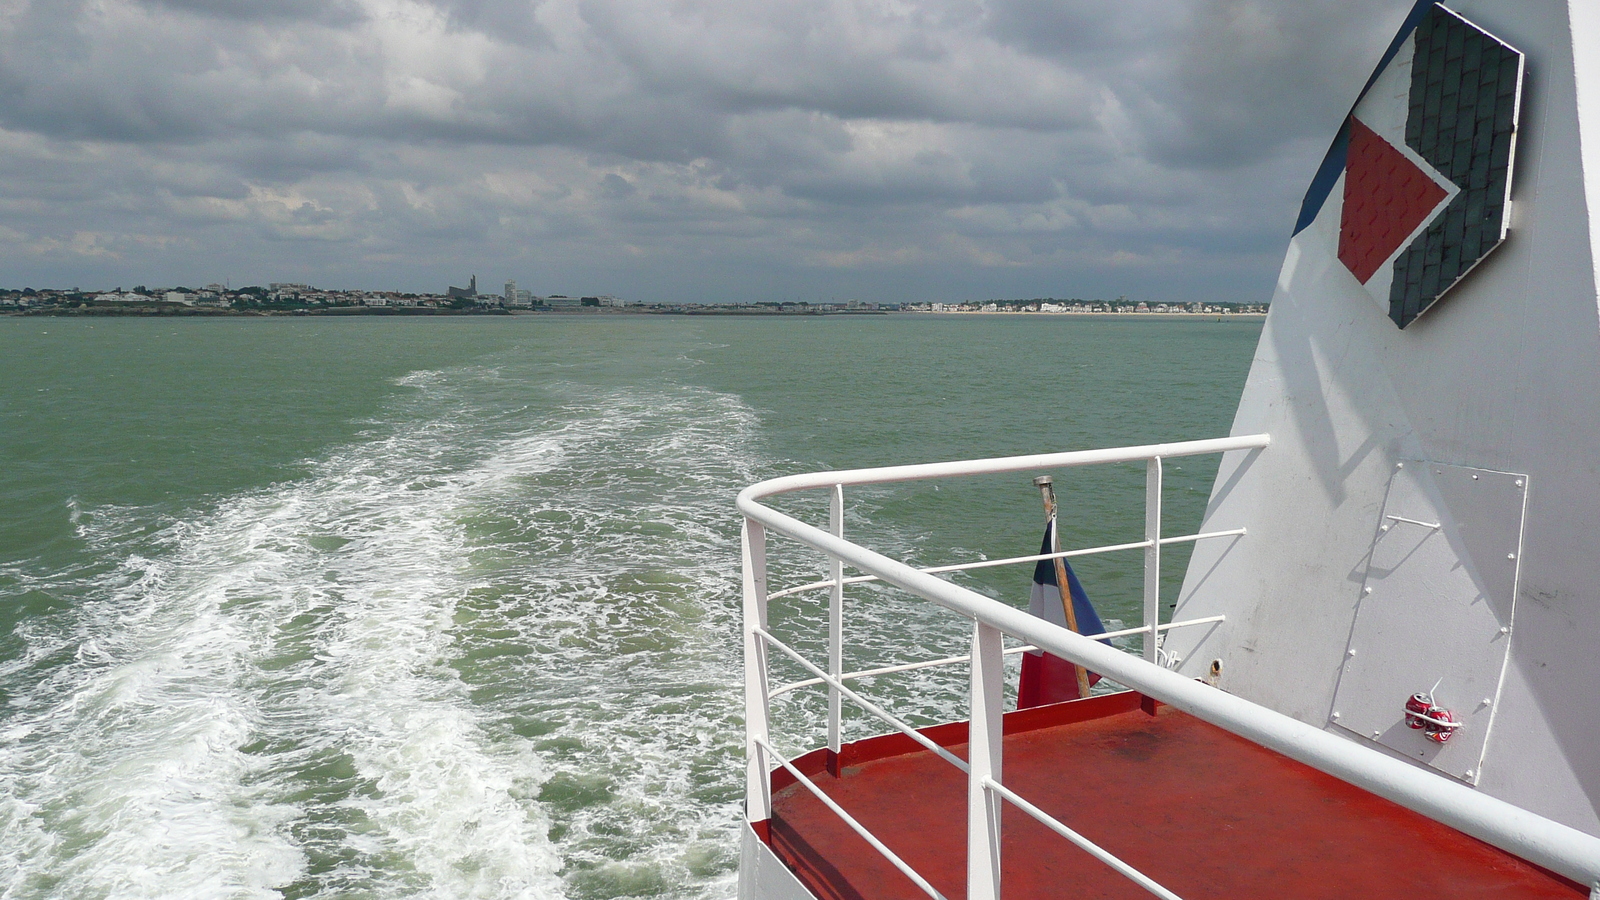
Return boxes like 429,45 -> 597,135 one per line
0,0 -> 1416,303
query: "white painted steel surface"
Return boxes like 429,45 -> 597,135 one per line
1143,459 -> 1162,663
1166,0 -> 1600,838
764,615 -> 1225,699
739,824 -> 819,900
756,627 -> 971,775
1332,460 -> 1528,782
744,436 -> 1269,497
742,519 -> 772,825
828,485 -> 844,756
765,528 -> 1245,602
738,435 -> 1600,890
966,623 -> 1003,900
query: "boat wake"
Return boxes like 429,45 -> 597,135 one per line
0,365 -> 770,899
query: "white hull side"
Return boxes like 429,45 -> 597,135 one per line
738,824 -> 816,900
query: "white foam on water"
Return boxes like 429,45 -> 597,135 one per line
443,382 -> 772,899
0,370 -> 571,899
0,357 -> 979,900
0,541 -> 310,899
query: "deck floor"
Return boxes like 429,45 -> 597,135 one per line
767,693 -> 1584,900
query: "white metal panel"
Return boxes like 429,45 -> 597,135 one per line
739,824 -> 819,900
1331,461 -> 1528,783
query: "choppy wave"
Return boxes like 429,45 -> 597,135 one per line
0,316 -> 1258,900
0,366 -> 772,900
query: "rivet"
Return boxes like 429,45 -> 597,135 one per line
1499,626 -> 1510,635
1435,469 -> 1443,475
1465,769 -> 1475,779
1373,730 -> 1382,738
1507,553 -> 1516,560
1515,479 -> 1524,488
1396,462 -> 1405,469
1332,711 -> 1341,719
1363,586 -> 1373,595
1380,524 -> 1391,532
1482,698 -> 1493,706
1472,474 -> 1479,480
1347,648 -> 1357,657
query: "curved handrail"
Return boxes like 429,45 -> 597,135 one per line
738,435 -> 1271,503
738,436 -> 1600,889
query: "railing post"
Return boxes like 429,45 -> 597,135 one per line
1144,456 -> 1163,664
828,484 -> 845,756
743,516 -> 773,825
968,621 -> 1004,900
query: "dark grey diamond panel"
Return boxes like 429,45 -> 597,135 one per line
1389,5 -> 1522,329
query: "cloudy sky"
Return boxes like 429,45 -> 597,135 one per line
0,0 -> 1410,304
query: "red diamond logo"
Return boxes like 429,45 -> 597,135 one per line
1338,116 -> 1449,284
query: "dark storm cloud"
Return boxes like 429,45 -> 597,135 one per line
146,0 -> 366,24
0,0 -> 1416,303
1148,0 -> 1408,168
985,0 -> 1178,59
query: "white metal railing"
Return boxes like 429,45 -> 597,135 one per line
738,435 -> 1600,900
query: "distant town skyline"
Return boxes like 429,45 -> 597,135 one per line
1,1 -> 1414,306
1,280 -> 1266,317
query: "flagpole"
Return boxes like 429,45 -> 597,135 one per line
1034,476 -> 1093,699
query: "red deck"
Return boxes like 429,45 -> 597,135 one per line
763,693 -> 1585,900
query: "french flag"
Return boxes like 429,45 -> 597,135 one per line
1017,518 -> 1106,709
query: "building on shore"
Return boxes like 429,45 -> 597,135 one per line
504,281 -> 536,307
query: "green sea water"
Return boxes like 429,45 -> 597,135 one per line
0,314 -> 1260,899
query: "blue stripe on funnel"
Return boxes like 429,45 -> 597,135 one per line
1293,0 -> 1437,236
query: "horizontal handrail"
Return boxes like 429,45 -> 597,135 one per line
756,737 -> 948,900
742,435 -> 1272,500
982,777 -> 1182,900
1159,528 -> 1247,547
756,627 -> 970,774
1092,614 -> 1226,642
765,528 -> 1246,602
738,437 -> 1600,888
766,615 -> 1227,698
770,645 -> 1042,699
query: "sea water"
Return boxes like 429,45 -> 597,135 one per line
0,314 -> 1259,899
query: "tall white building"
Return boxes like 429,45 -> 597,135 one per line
504,280 -> 536,307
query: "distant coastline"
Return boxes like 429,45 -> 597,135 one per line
2,305 -> 1266,319
1,285 -> 1266,318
